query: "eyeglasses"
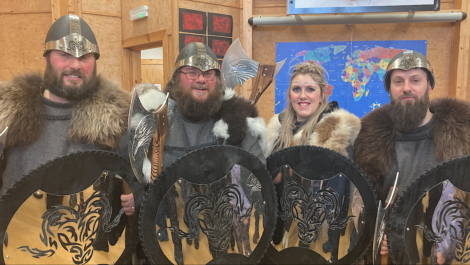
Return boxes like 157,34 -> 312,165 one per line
180,69 -> 216,81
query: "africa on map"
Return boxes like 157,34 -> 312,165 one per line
275,40 -> 427,117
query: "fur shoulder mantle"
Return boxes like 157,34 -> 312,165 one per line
0,72 -> 130,149
354,97 -> 470,190
265,108 -> 361,157
213,89 -> 267,153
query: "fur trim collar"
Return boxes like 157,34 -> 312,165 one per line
213,92 -> 266,149
354,97 -> 470,193
265,108 -> 361,157
0,72 -> 130,150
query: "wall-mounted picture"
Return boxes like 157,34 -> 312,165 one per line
179,8 -> 206,34
208,13 -> 232,37
179,33 -> 207,51
275,40 -> 427,117
208,36 -> 232,58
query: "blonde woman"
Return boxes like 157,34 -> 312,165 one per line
265,61 -> 362,262
266,61 -> 360,159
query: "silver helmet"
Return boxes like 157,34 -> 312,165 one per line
44,14 -> 100,59
383,50 -> 435,92
174,42 -> 219,72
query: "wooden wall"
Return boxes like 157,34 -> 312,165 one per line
0,0 -> 52,80
141,59 -> 164,86
0,0 -> 123,88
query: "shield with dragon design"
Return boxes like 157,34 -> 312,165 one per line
0,151 -> 144,264
266,146 -> 377,264
388,155 -> 470,265
139,146 -> 276,264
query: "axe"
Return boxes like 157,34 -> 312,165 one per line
128,85 -> 169,191
222,38 -> 286,103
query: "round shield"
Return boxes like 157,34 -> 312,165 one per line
0,151 -> 144,264
388,155 -> 470,265
265,146 -> 377,264
139,145 -> 276,264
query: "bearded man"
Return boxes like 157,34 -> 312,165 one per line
134,42 -> 266,169
0,14 -> 129,196
354,50 -> 470,257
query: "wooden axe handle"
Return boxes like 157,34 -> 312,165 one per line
250,64 -> 276,103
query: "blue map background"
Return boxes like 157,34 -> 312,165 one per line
275,40 -> 427,117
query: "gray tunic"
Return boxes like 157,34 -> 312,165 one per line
1,97 -> 127,196
162,99 -> 265,170
379,117 -> 440,202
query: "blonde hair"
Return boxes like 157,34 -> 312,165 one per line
275,61 -> 330,149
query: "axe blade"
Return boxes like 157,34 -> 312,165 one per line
222,38 -> 259,90
128,85 -> 169,183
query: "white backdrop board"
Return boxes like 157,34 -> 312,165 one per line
288,0 -> 440,14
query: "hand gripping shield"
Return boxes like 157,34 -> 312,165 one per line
266,146 -> 377,264
139,146 -> 277,264
0,151 -> 144,264
388,155 -> 470,265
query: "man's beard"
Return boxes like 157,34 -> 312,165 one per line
166,75 -> 224,121
390,90 -> 430,132
42,61 -> 98,101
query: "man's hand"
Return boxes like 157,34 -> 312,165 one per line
120,193 -> 135,216
381,234 -> 389,255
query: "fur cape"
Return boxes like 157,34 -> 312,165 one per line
265,108 -> 361,157
206,89 -> 267,153
354,97 -> 470,193
0,72 -> 130,150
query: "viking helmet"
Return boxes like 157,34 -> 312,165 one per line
383,50 -> 435,92
44,14 -> 100,59
174,42 -> 219,72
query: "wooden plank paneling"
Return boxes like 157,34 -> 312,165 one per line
254,0 -> 284,8
121,0 -> 172,40
241,0 -> 254,99
122,30 -> 166,48
122,49 -> 141,92
184,0 -> 240,9
449,0 -> 469,99
0,0 -> 51,13
51,0 -> 68,22
83,14 -> 123,88
0,13 -> 51,80
142,59 -> 164,65
82,0 -> 120,16
142,64 -> 164,86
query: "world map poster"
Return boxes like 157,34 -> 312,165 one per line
275,40 -> 427,117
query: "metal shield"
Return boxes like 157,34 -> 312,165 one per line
388,155 -> 470,265
138,145 -> 276,264
128,85 -> 169,183
0,151 -> 144,264
266,146 -> 377,264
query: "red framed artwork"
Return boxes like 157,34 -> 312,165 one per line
208,13 -> 232,37
208,36 -> 232,58
179,8 -> 206,35
179,33 -> 207,51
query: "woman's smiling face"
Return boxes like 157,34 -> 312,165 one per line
289,74 -> 323,122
